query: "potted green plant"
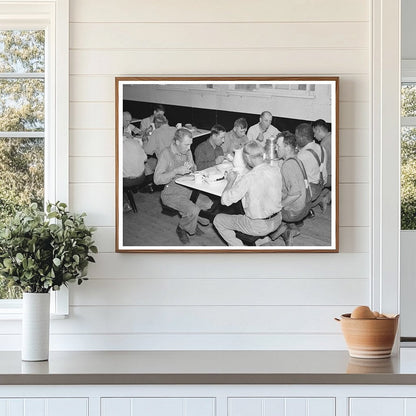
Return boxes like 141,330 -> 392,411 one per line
0,202 -> 97,361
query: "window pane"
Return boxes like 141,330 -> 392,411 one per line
235,84 -> 256,91
0,78 -> 44,131
275,85 -> 290,90
402,83 -> 416,117
401,127 -> 416,230
0,284 -> 22,300
0,30 -> 45,73
0,137 -> 44,220
0,137 -> 44,299
0,30 -> 45,302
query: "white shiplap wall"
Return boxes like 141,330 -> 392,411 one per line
61,0 -> 371,350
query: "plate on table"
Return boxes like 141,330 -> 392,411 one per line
204,172 -> 225,182
215,161 -> 233,175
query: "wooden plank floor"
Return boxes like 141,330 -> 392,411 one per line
123,189 -> 332,247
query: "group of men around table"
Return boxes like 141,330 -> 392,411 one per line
123,106 -> 332,246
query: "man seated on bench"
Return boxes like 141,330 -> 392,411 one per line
273,131 -> 311,245
123,111 -> 141,139
194,124 -> 226,171
141,114 -> 177,191
312,118 -> 332,212
222,118 -> 249,158
140,104 -> 165,136
154,128 -> 211,245
295,123 -> 327,203
213,141 -> 282,246
123,128 -> 147,212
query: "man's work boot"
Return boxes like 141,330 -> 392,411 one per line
176,226 -> 190,244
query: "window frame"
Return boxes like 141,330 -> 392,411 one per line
0,0 -> 69,316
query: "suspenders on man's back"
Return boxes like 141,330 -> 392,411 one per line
306,144 -> 325,187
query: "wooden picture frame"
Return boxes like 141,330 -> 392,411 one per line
116,77 -> 339,253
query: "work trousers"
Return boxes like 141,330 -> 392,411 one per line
161,183 -> 211,234
214,212 -> 282,246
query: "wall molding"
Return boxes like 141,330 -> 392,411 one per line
371,0 -> 401,315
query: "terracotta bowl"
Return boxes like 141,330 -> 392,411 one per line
337,313 -> 399,359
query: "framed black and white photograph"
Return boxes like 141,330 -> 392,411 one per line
115,77 -> 338,253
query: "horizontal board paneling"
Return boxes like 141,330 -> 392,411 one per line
93,227 -> 115,253
339,156 -> 369,183
51,305 -> 351,334
70,103 -> 114,129
70,156 -> 115,183
70,129 -> 115,157
339,227 -> 369,253
69,183 -> 114,226
339,75 -> 369,102
0,333 -> 347,350
70,101 -> 368,130
0,306 -> 351,337
87,252 -> 369,279
92,226 -> 369,254
71,278 -> 368,306
70,0 -> 369,23
61,0 -> 373,353
70,22 -> 368,50
70,49 -> 368,76
70,75 -> 114,102
70,74 -> 369,103
339,102 -> 369,129
339,183 -> 369,227
339,129 -> 369,157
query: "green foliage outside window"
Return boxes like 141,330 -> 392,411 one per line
0,30 -> 45,299
401,85 -> 416,230
402,84 -> 416,118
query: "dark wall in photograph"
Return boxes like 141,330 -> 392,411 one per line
123,100 -> 323,137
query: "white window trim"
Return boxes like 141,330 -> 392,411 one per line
371,0 -> 401,321
0,0 -> 69,316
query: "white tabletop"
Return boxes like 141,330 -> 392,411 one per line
175,161 -> 234,197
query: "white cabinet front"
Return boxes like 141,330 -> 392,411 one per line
350,398 -> 416,416
0,398 -> 88,416
228,397 -> 335,416
101,397 -> 215,416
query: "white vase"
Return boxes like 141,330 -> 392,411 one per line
22,292 -> 50,361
